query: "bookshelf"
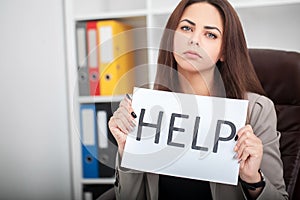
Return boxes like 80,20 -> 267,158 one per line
63,0 -> 300,199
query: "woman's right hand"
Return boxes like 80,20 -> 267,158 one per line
108,95 -> 136,157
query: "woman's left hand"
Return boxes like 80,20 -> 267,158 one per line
234,124 -> 263,183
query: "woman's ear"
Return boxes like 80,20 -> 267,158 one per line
219,55 -> 225,62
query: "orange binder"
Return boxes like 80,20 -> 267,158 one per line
87,21 -> 100,96
97,20 -> 135,96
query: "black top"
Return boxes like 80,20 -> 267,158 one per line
159,174 -> 213,200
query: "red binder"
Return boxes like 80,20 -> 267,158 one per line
86,21 -> 100,96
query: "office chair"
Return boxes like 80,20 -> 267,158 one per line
97,48 -> 300,200
249,48 -> 300,200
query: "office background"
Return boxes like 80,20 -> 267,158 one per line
0,0 -> 299,199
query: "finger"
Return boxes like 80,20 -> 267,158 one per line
110,126 -> 124,140
118,107 -> 136,125
236,141 -> 247,159
116,106 -> 130,119
109,116 -> 124,135
111,111 -> 131,134
119,98 -> 132,110
240,145 -> 262,163
237,138 -> 263,164
239,148 -> 251,164
238,146 -> 253,169
237,124 -> 253,136
235,130 -> 253,151
236,125 -> 252,141
114,116 -> 132,134
111,126 -> 127,140
109,118 -> 126,146
239,132 -> 262,151
111,103 -> 136,133
110,126 -> 127,148
125,93 -> 132,101
239,159 -> 246,169
119,98 -> 136,121
236,134 -> 258,158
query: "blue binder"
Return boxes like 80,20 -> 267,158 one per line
80,104 -> 99,178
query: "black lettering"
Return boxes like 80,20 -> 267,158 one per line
167,113 -> 188,148
191,116 -> 208,151
136,108 -> 164,144
213,120 -> 236,153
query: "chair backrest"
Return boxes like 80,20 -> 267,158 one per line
249,48 -> 300,200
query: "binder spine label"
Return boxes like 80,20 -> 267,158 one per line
97,111 -> 109,148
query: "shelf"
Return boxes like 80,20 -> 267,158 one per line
149,0 -> 300,11
74,9 -> 147,21
74,0 -> 300,21
229,0 -> 300,8
78,95 -> 125,103
65,0 -> 300,199
82,178 -> 115,184
149,8 -> 175,16
149,0 -> 181,12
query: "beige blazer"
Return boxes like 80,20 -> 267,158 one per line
114,93 -> 289,200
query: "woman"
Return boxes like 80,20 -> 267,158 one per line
108,0 -> 288,199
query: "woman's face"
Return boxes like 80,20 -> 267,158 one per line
173,2 -> 224,73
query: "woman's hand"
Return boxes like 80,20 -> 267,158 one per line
234,124 -> 263,183
108,96 -> 136,157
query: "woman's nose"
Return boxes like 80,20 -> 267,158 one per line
189,39 -> 199,46
188,33 -> 200,46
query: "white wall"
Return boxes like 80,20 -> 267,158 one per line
0,0 -> 72,199
236,3 -> 300,52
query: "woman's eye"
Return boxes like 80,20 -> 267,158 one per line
206,32 -> 217,39
181,26 -> 192,32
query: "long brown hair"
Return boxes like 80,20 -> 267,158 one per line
154,0 -> 265,99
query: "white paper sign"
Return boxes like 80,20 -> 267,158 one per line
121,87 -> 249,185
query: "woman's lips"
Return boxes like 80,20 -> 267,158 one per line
183,50 -> 202,59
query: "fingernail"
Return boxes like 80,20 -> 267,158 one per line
233,153 -> 238,159
234,135 -> 238,141
131,111 -> 137,118
126,93 -> 132,100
